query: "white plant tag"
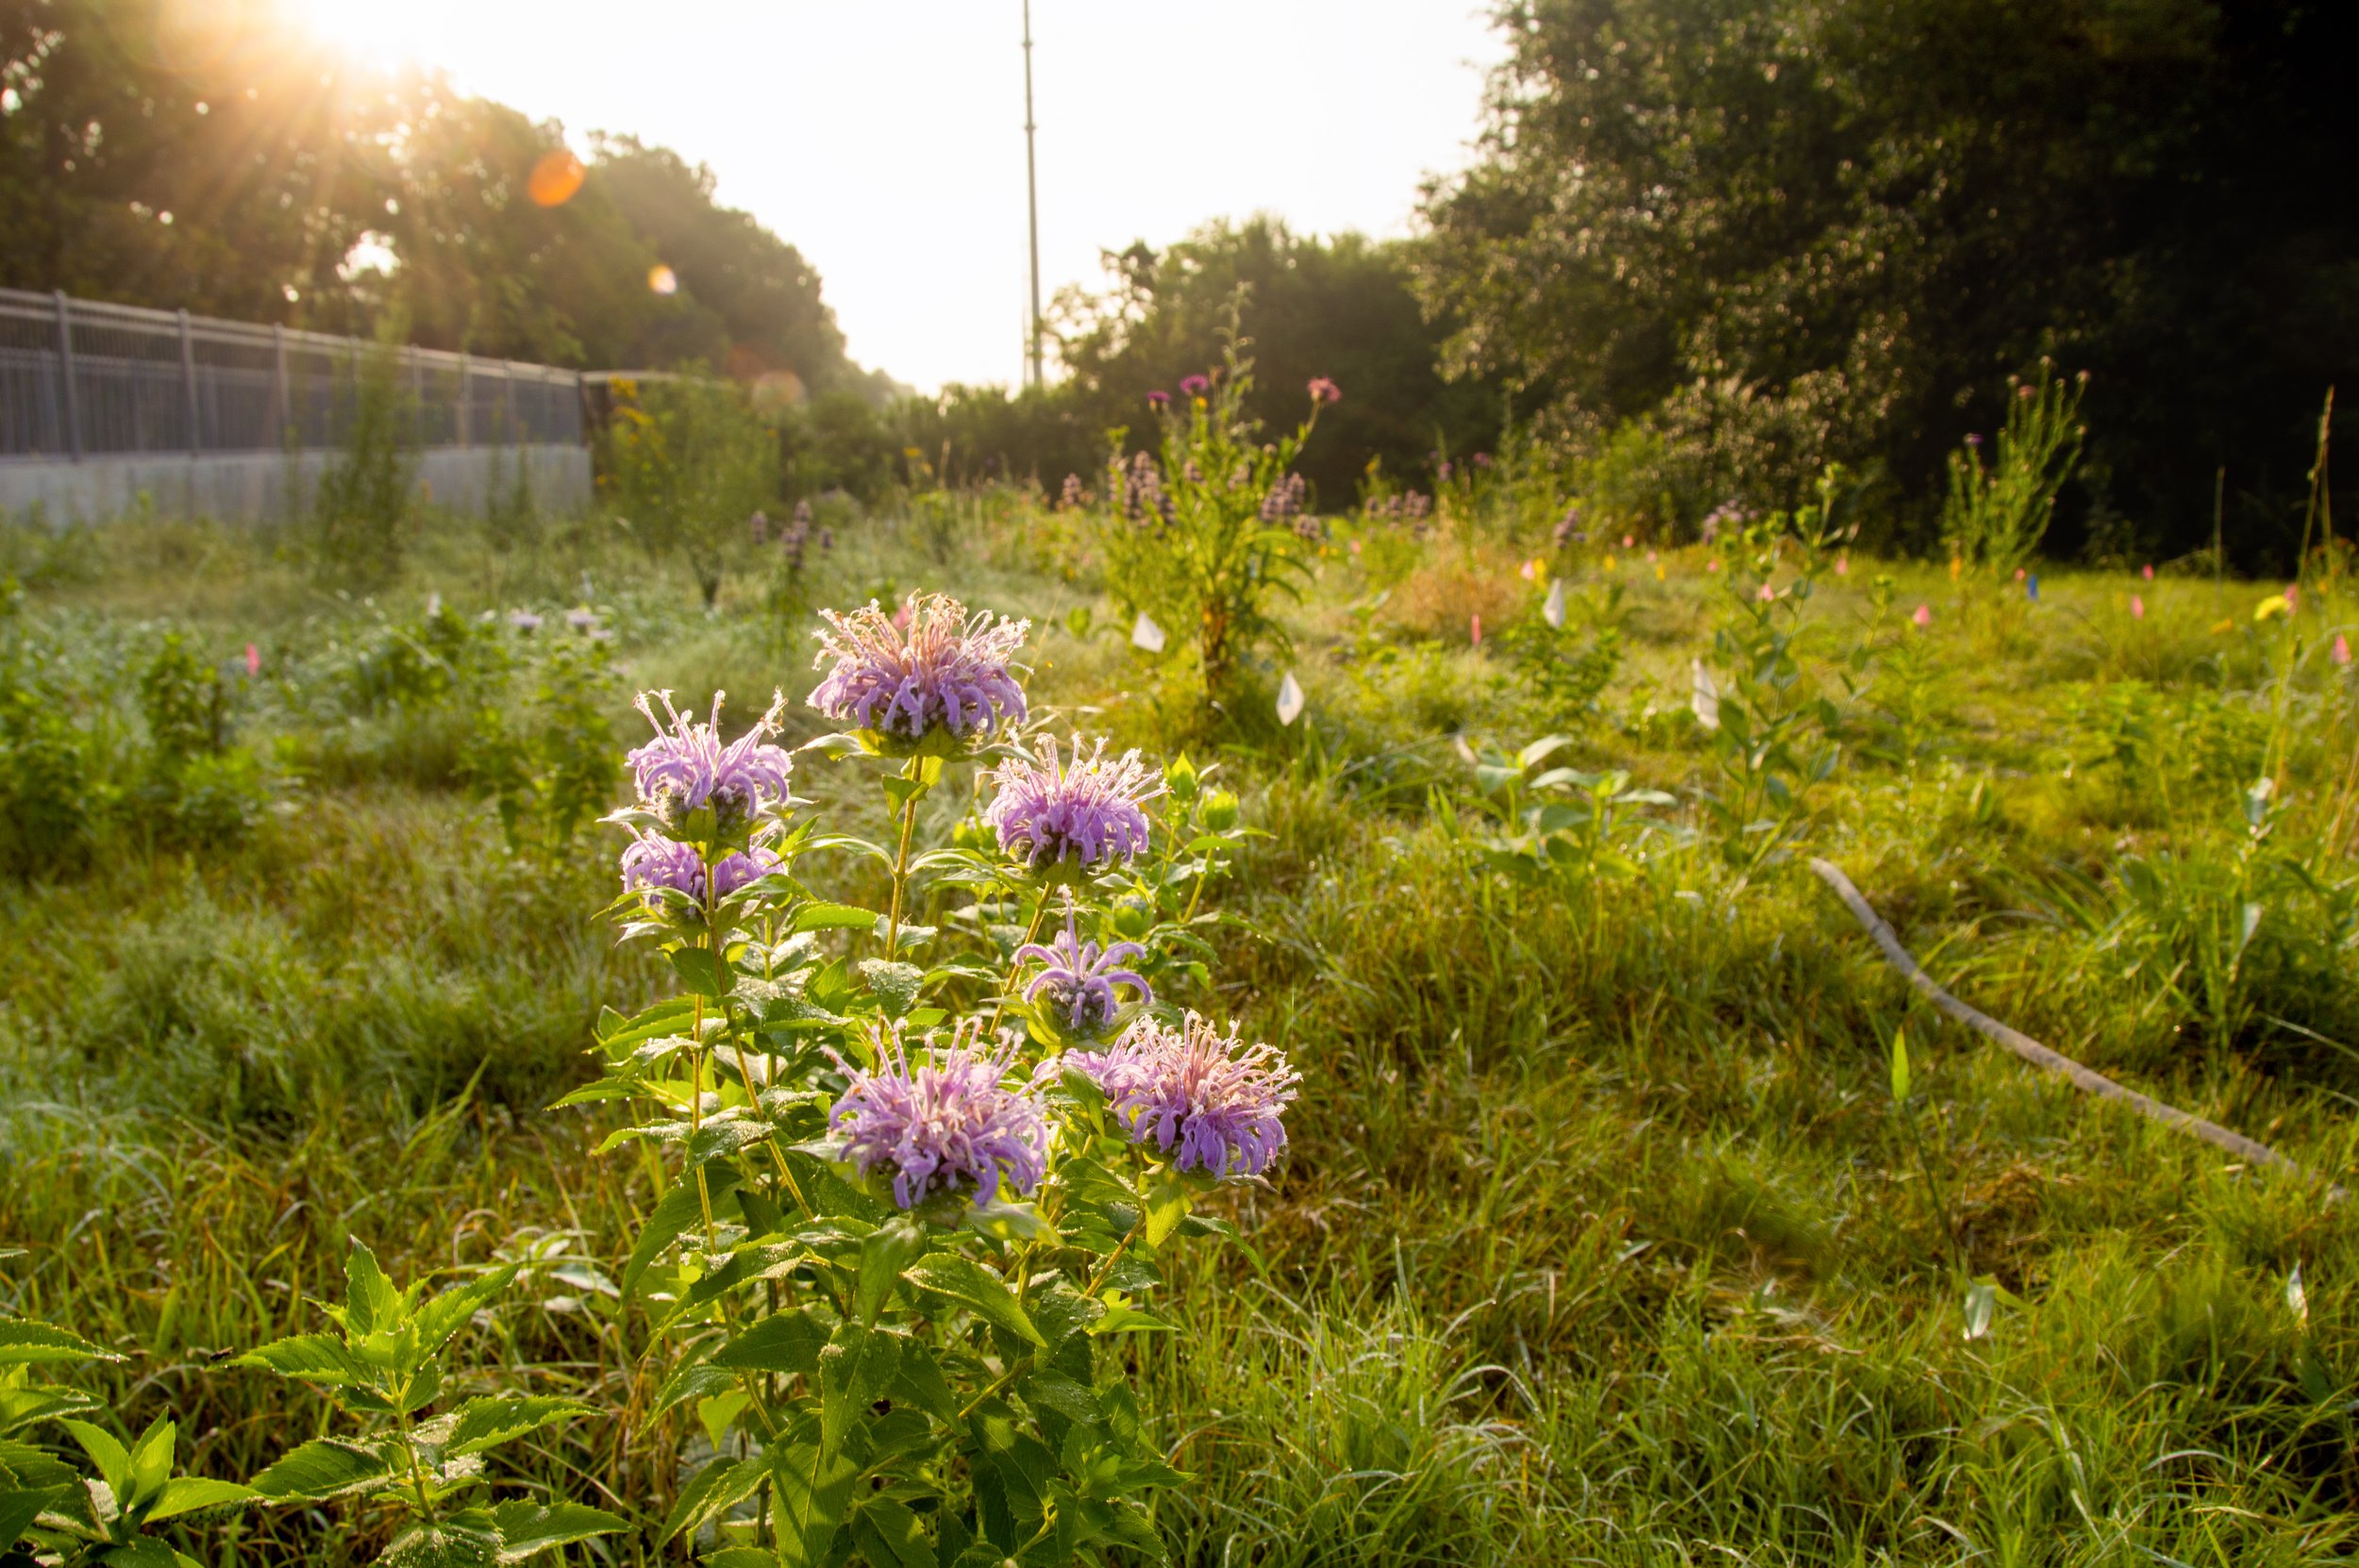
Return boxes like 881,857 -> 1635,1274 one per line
1130,612 -> 1166,654
1543,577 -> 1566,629
1690,659 -> 1721,731
1276,672 -> 1306,726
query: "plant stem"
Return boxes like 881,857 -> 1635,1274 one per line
885,773 -> 921,956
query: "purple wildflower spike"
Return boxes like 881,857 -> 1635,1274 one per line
1069,1013 -> 1298,1177
627,690 -> 795,834
828,1020 -> 1049,1209
809,593 -> 1030,742
984,736 -> 1162,874
1179,374 -> 1210,397
1015,903 -> 1151,1036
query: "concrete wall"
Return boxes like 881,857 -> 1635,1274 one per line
0,444 -> 593,525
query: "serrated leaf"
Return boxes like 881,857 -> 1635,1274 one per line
60,1419 -> 130,1499
670,945 -> 728,997
660,1454 -> 766,1544
857,959 -> 925,1015
247,1439 -> 394,1501
850,1495 -> 934,1568
486,1500 -> 627,1561
857,1220 -> 926,1326
621,1162 -> 743,1297
0,1483 -> 65,1547
900,1256 -> 1045,1347
0,1320 -> 120,1367
772,1418 -> 864,1568
379,1520 -> 500,1568
343,1241 -> 404,1336
234,1333 -> 376,1388
819,1326 -> 900,1452
409,1265 -> 521,1359
144,1476 -> 258,1522
443,1396 -> 588,1458
711,1309 -> 830,1376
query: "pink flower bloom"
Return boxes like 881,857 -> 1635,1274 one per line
2142,563 -> 2155,580
1146,390 -> 1170,409
1834,557 -> 1849,575
1707,559 -> 1721,574
1179,374 -> 1210,396
1757,581 -> 1775,602
1622,534 -> 1634,549
1912,604 -> 1932,628
244,642 -> 259,676
1306,376 -> 1342,405
1518,559 -> 1538,582
2285,583 -> 2300,613
1470,613 -> 1482,647
1348,539 -> 1362,556
811,593 -> 1030,742
2334,633 -> 2351,667
2015,567 -> 2027,581
2131,595 -> 2145,620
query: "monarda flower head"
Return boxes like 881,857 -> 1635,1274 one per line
619,834 -> 784,906
627,689 -> 795,839
984,735 -> 1162,876
1015,903 -> 1151,1038
828,1020 -> 1049,1209
1070,1013 -> 1298,1178
809,592 -> 1029,747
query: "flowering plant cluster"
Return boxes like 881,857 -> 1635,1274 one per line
1095,345 -> 1335,704
574,590 -> 1289,1562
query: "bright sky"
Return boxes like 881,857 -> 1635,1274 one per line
289,1 -> 1510,392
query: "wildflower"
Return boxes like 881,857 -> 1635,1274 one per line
619,834 -> 783,903
1470,613 -> 1482,647
984,735 -> 1162,874
1622,534 -> 1634,549
566,607 -> 597,632
1519,559 -> 1538,583
818,526 -> 834,551
1834,556 -> 1849,575
1438,461 -> 1453,483
1474,453 -> 1492,469
1119,451 -> 1173,529
2254,594 -> 2290,623
1912,603 -> 1932,628
2334,633 -> 2351,666
2286,583 -> 2300,613
1306,376 -> 1341,405
794,498 -> 813,529
1179,373 -> 1211,397
828,1022 -> 1049,1209
750,510 -> 769,545
810,593 -> 1029,744
1146,390 -> 1170,410
1259,473 -> 1308,525
627,689 -> 795,835
1015,904 -> 1151,1036
1059,473 -> 1085,510
244,642 -> 259,676
1069,1014 -> 1299,1178
2131,594 -> 2145,620
2142,563 -> 2155,580
1757,581 -> 1775,603
1965,432 -> 1983,448
1553,506 -> 1582,548
510,610 -> 543,633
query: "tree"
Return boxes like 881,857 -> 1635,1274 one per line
1418,0 -> 2359,559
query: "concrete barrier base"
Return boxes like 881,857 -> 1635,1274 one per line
0,445 -> 594,525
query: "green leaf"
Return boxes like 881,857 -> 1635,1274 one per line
900,1255 -> 1045,1347
59,1418 -> 131,1500
94,1540 -> 181,1568
594,995 -> 699,1052
857,959 -> 925,1015
771,1418 -> 865,1568
485,1500 -> 628,1562
408,1264 -> 521,1359
125,1414 -> 175,1507
856,1219 -> 926,1326
234,1333 -> 376,1389
443,1396 -> 589,1459
1141,1171 -> 1192,1249
0,1483 -> 65,1546
669,945 -> 728,997
143,1476 -> 258,1522
1888,1028 -> 1912,1106
378,1520 -> 501,1568
793,902 -> 881,933
621,1161 -> 743,1297
343,1240 -> 405,1336
711,1309 -> 830,1376
850,1495 -> 935,1568
660,1454 -> 766,1544
0,1319 -> 120,1367
247,1438 -> 396,1501
818,1325 -> 901,1452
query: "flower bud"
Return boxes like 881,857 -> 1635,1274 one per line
951,816 -> 989,852
1110,895 -> 1154,941
1201,789 -> 1239,832
1164,753 -> 1199,802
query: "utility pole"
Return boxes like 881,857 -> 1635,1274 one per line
1022,0 -> 1044,391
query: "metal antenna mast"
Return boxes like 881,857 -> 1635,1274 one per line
1022,0 -> 1044,390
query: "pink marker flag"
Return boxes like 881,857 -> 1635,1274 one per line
244,642 -> 259,676
2131,595 -> 2146,619
2334,632 -> 2351,667
2142,563 -> 2155,580
1911,603 -> 1932,628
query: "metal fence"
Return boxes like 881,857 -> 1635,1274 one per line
0,288 -> 586,461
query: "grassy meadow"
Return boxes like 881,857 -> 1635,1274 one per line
6,498 -> 2359,1567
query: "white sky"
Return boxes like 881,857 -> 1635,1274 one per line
291,1 -> 1510,392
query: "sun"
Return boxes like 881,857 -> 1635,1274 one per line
278,0 -> 454,69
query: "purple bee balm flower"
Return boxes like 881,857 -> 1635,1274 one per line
1146,390 -> 1171,409
828,1021 -> 1049,1209
1069,1013 -> 1299,1177
1179,374 -> 1211,396
984,735 -> 1163,874
627,689 -> 795,832
809,592 -> 1030,742
1015,904 -> 1151,1036
619,835 -> 783,902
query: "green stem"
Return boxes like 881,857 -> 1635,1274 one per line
885,780 -> 920,956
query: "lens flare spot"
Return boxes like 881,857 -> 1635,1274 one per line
648,264 -> 679,296
528,148 -> 586,208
